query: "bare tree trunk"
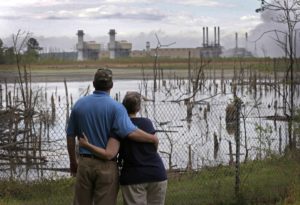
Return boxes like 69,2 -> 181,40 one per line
64,79 -> 70,127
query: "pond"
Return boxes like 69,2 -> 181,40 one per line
1,75 -> 299,180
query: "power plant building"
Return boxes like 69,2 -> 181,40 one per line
131,47 -> 202,58
200,26 -> 222,58
77,27 -> 226,60
131,26 -> 223,59
222,32 -> 253,57
76,30 -> 101,61
108,29 -> 132,59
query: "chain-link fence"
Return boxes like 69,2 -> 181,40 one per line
0,76 -> 299,204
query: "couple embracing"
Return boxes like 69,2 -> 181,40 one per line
66,68 -> 167,205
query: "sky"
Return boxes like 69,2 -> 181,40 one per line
0,0 -> 295,56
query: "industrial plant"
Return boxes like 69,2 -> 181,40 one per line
76,27 -> 252,61
76,30 -> 101,61
200,26 -> 222,58
107,29 -> 132,59
222,32 -> 253,57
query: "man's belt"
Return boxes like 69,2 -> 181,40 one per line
79,154 -> 102,159
79,154 -> 116,161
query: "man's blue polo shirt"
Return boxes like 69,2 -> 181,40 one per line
66,90 -> 137,155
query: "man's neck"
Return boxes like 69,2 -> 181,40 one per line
95,89 -> 110,94
129,113 -> 137,118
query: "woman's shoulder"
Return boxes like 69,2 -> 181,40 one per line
132,117 -> 155,133
135,117 -> 153,124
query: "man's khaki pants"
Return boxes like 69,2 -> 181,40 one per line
73,156 -> 119,205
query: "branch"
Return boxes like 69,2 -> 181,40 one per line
155,33 -> 176,48
248,29 -> 287,44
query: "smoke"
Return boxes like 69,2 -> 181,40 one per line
247,6 -> 300,57
37,36 -> 77,52
119,30 -> 202,50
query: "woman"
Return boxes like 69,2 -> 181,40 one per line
79,91 -> 167,205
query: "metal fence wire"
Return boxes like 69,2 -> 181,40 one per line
0,78 -> 299,204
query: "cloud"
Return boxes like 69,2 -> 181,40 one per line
240,15 -> 260,21
0,14 -> 22,20
0,1 -> 166,22
103,0 -> 152,3
80,5 -> 165,20
0,0 -> 69,7
170,0 -> 236,8
165,12 -> 217,28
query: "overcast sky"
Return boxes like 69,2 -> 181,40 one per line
0,0 -> 288,56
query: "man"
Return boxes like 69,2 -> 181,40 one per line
78,91 -> 167,205
66,68 -> 158,205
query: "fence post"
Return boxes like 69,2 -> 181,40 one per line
234,96 -> 242,202
0,84 -> 2,109
188,50 -> 191,93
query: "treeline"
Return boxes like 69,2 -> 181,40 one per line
0,37 -> 41,64
0,38 -> 15,64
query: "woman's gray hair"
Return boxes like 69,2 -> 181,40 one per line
122,91 -> 141,114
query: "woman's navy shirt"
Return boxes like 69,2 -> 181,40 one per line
117,117 -> 167,185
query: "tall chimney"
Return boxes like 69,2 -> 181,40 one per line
77,30 -> 84,61
203,27 -> 206,47
214,27 -> 217,47
218,27 -> 220,46
109,29 -> 116,59
206,27 -> 209,46
146,41 -> 150,52
235,32 -> 238,49
245,32 -> 248,49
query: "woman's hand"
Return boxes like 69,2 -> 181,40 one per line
78,132 -> 90,148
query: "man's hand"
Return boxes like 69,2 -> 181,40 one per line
70,161 -> 78,177
67,136 -> 78,177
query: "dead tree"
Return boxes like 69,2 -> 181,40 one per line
0,30 -> 51,180
255,0 -> 300,150
153,34 -> 175,93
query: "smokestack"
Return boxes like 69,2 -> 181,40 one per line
203,27 -> 206,47
109,29 -> 116,59
245,32 -> 248,49
214,27 -> 217,47
206,27 -> 209,46
235,32 -> 238,49
218,27 -> 220,46
146,41 -> 150,52
77,30 -> 84,61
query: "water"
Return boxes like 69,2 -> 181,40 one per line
1,78 -> 299,180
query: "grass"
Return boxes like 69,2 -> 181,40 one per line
0,152 -> 299,205
0,178 -> 74,205
0,57 -> 295,83
0,57 -> 293,71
